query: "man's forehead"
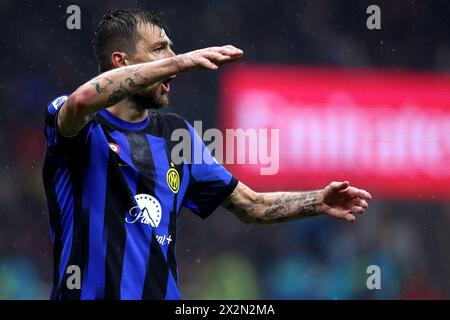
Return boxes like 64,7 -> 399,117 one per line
137,22 -> 170,44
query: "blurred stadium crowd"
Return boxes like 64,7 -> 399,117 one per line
0,0 -> 450,299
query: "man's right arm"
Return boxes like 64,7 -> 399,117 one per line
58,45 -> 243,137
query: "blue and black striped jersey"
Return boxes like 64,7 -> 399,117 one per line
43,95 -> 238,300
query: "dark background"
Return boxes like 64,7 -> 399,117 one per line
0,0 -> 449,299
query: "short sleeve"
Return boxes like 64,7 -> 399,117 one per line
44,95 -> 92,155
182,121 -> 239,219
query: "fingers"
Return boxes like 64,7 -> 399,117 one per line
324,181 -> 371,223
353,197 -> 368,209
185,45 -> 244,71
219,45 -> 244,57
203,51 -> 232,64
348,186 -> 372,201
343,207 -> 363,223
345,213 -> 356,222
186,45 -> 244,71
328,181 -> 349,192
328,208 -> 359,223
202,45 -> 243,66
198,58 -> 218,70
340,202 -> 366,224
327,181 -> 372,201
351,205 -> 365,214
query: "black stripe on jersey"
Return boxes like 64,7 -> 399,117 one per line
60,172 -> 90,299
58,148 -> 91,300
125,132 -> 169,300
103,153 -> 132,299
144,229 -> 169,299
43,159 -> 63,299
159,113 -> 191,285
163,141 -> 183,284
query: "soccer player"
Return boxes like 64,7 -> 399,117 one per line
43,9 -> 372,300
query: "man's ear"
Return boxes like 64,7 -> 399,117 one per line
111,51 -> 129,69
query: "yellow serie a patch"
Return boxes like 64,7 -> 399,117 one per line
166,163 -> 180,194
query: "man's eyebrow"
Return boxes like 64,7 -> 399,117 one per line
151,39 -> 174,48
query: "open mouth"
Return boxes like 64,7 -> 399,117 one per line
161,75 -> 176,93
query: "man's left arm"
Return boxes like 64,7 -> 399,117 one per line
222,181 -> 372,224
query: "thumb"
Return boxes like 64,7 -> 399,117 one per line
329,181 -> 349,192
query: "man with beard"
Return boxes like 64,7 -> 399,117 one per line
43,8 -> 372,300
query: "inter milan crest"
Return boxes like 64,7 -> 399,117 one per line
166,163 -> 180,194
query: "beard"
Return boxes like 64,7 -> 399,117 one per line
131,83 -> 169,110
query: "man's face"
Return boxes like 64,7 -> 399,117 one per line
126,23 -> 176,109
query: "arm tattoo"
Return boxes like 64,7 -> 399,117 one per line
107,82 -> 130,104
224,184 -> 320,224
89,77 -> 113,94
117,65 -> 144,73
124,72 -> 151,89
223,184 -> 265,223
89,66 -> 152,105
262,191 -> 319,222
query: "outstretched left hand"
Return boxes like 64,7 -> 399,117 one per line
318,181 -> 372,222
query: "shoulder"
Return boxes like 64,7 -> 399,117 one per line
153,112 -> 190,131
160,112 -> 188,125
46,95 -> 69,117
45,95 -> 69,129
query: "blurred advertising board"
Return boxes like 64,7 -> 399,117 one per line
219,65 -> 450,200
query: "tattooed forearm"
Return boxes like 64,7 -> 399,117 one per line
223,184 -> 265,223
260,191 -> 319,223
223,182 -> 322,224
89,77 -> 114,94
124,72 -> 151,89
90,70 -> 150,96
107,82 -> 130,104
59,58 -> 181,137
116,65 -> 144,73
89,69 -> 152,105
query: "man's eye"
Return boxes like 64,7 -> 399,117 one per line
153,47 -> 163,53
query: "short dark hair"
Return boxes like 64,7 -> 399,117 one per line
92,8 -> 167,73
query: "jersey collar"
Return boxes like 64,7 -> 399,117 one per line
99,109 -> 150,131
